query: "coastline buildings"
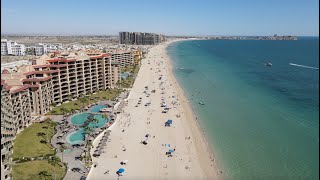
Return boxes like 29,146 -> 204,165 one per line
1,39 -> 26,56
0,51 -> 123,179
119,32 -> 165,45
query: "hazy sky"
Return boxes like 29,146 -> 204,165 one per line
1,0 -> 319,36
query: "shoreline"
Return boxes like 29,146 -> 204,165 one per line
87,39 -> 222,179
165,39 -> 223,178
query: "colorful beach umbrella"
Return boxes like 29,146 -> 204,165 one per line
118,168 -> 125,173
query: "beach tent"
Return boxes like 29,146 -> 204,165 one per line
118,168 -> 125,173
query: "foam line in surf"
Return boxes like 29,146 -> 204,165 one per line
289,63 -> 319,70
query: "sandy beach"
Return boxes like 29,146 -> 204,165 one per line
88,40 -> 222,180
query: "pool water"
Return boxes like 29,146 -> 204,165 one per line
67,104 -> 109,144
90,105 -> 107,113
67,129 -> 85,145
70,113 -> 91,126
121,72 -> 130,79
63,149 -> 73,153
70,113 -> 108,128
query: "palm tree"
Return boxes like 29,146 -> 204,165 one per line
91,117 -> 99,128
83,125 -> 93,167
38,170 -> 51,180
79,97 -> 89,109
37,132 -> 46,143
59,145 -> 67,163
48,156 -> 60,167
43,120 -> 55,143
60,107 -> 68,118
67,94 -> 73,101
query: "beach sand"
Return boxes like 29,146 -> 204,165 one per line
87,40 -> 222,180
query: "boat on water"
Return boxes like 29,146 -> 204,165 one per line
265,62 -> 272,67
199,102 -> 205,105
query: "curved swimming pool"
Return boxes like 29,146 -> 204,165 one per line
90,104 -> 107,113
67,104 -> 109,144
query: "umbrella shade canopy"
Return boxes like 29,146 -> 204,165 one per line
167,120 -> 173,124
169,149 -> 174,153
118,168 -> 125,173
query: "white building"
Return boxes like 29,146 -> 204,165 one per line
1,39 -> 26,56
34,44 -> 48,56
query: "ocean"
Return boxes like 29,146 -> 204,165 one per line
167,37 -> 319,180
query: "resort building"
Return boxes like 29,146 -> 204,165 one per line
0,51 -> 122,179
1,75 -> 33,180
105,50 -> 144,67
119,32 -> 165,45
109,51 -> 134,68
1,39 -> 26,56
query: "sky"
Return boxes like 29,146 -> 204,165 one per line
1,0 -> 319,36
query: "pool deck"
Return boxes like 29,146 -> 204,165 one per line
50,93 -> 128,180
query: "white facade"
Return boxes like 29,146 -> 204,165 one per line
34,44 -> 48,56
1,39 -> 25,56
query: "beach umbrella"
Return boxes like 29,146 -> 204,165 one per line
169,149 -> 174,153
167,120 -> 173,124
118,168 -> 125,173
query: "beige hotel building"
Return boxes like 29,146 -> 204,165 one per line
0,50 -> 130,180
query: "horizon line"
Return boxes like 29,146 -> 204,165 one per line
1,33 -> 319,37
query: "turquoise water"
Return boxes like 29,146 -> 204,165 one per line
70,113 -> 90,126
168,38 -> 319,179
68,105 -> 108,144
67,129 -> 85,145
121,72 -> 130,79
90,104 -> 107,113
63,149 -> 72,153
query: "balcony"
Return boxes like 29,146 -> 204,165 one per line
1,148 -> 9,156
69,73 -> 76,77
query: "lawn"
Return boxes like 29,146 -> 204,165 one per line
11,160 -> 66,180
48,89 -> 123,115
12,120 -> 56,159
119,65 -> 140,88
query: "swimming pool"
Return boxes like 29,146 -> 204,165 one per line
70,113 -> 108,128
90,104 -> 106,113
70,113 -> 91,126
67,105 -> 109,144
66,129 -> 85,145
63,149 -> 73,153
121,72 -> 130,79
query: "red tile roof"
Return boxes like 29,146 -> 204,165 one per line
21,76 -> 52,82
23,70 -> 60,76
11,84 -> 39,94
47,58 -> 76,63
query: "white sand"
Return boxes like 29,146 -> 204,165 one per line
88,40 -> 222,180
